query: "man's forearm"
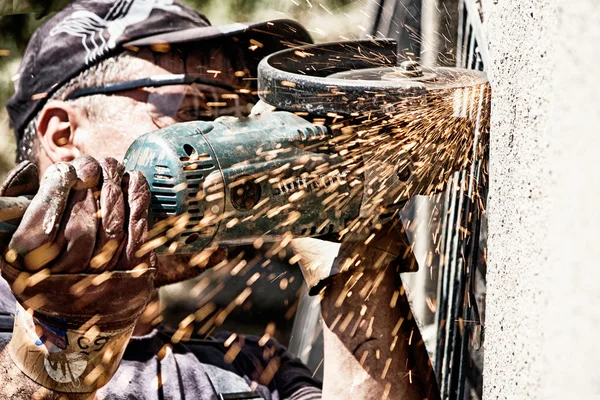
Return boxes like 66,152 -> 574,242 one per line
320,266 -> 439,400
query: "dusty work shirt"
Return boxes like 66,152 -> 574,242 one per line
0,277 -> 322,399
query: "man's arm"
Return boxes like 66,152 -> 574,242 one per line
320,267 -> 438,399
0,157 -> 156,396
291,223 -> 439,400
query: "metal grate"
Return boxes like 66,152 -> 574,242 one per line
367,0 -> 423,58
456,0 -> 488,71
434,0 -> 489,398
288,1 -> 492,392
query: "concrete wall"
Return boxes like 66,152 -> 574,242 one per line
483,0 -> 600,398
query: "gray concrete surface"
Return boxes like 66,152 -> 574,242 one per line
483,0 -> 600,398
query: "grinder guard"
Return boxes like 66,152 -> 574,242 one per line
258,39 -> 490,227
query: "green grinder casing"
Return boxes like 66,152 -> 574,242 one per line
123,111 -> 362,254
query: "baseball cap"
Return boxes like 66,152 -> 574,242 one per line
6,0 -> 313,137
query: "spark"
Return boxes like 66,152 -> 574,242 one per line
391,317 -> 404,336
269,272 -> 286,283
259,358 -> 281,385
381,358 -> 392,379
365,316 -> 374,338
389,290 -> 399,308
382,383 -> 392,399
194,302 -> 216,321
246,272 -> 260,286
319,3 -> 333,15
329,313 -> 342,331
224,342 -> 242,363
30,92 -> 48,100
23,242 -> 60,270
258,322 -> 276,346
90,41 -> 494,370
279,278 -> 289,290
390,335 -> 398,352
224,333 -> 237,347
280,80 -> 296,88
150,43 -> 171,53
338,311 -> 354,333
359,350 -> 369,366
26,268 -> 50,287
249,39 -> 264,49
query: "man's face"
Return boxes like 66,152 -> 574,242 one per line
73,46 -> 251,162
49,46 -> 249,286
63,46 -> 249,285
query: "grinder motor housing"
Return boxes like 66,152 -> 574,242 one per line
123,111 -> 362,254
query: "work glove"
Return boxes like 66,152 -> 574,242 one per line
289,221 -> 417,295
0,156 -> 156,393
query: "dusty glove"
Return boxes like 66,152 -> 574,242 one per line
0,156 -> 156,393
290,221 -> 417,295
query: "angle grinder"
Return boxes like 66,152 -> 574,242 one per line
0,39 -> 491,255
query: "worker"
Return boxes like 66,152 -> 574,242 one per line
0,1 -> 439,398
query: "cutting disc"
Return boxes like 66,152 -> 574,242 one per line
257,39 -> 488,115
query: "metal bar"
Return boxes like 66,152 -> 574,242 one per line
460,0 -> 490,69
456,0 -> 466,67
467,26 -> 477,70
434,176 -> 453,381
445,170 -> 467,398
439,171 -> 463,398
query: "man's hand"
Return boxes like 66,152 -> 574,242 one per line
0,156 -> 156,393
6,156 -> 152,273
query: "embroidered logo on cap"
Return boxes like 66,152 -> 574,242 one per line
49,0 -> 182,64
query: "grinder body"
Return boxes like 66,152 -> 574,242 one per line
123,111 -> 363,254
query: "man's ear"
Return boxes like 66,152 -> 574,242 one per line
36,101 -> 85,163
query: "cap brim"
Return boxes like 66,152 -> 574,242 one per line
124,19 -> 313,59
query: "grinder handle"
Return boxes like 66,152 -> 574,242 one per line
0,196 -> 32,246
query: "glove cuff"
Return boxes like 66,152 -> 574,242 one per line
289,238 -> 341,295
290,225 -> 418,296
1,263 -> 156,392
